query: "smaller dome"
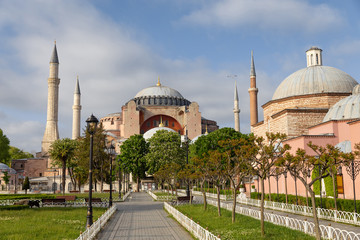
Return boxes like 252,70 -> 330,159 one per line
0,163 -> 10,171
353,84 -> 360,95
143,127 -> 176,140
323,89 -> 360,122
335,141 -> 352,153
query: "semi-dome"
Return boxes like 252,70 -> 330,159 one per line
0,163 -> 16,174
272,66 -> 357,100
323,84 -> 360,122
143,127 -> 176,140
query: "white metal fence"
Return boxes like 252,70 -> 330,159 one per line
164,202 -> 220,240
148,190 -> 184,201
190,190 -> 360,226
207,199 -> 360,240
75,204 -> 117,240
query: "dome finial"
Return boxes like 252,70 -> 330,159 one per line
159,116 -> 164,127
205,125 -> 208,134
157,76 -> 161,86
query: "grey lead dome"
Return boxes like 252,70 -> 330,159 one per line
323,84 -> 360,122
272,66 -> 357,100
134,85 -> 184,98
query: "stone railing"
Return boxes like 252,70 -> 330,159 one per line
75,204 -> 117,240
236,197 -> 360,226
207,199 -> 360,240
164,202 -> 220,240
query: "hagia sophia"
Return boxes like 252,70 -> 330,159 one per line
2,42 -> 360,202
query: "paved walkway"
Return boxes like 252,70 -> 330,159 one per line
97,192 -> 193,240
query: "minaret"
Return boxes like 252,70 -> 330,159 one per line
42,42 -> 60,154
72,76 -> 81,139
248,50 -> 259,126
234,81 -> 240,132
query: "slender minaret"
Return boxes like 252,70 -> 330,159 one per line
42,42 -> 60,154
72,76 -> 81,139
248,50 -> 259,126
234,81 -> 240,132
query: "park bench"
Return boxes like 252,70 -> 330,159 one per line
175,196 -> 193,204
103,190 -> 116,193
56,195 -> 76,201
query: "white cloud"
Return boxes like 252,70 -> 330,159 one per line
179,0 -> 343,34
0,0 -> 258,152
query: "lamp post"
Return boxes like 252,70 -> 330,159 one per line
283,171 -> 288,204
106,143 -> 115,207
86,114 -> 98,228
346,160 -> 360,212
181,130 -> 190,197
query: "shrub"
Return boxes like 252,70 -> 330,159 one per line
0,205 -> 28,210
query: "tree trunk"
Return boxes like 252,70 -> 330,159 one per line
268,176 -> 271,201
260,177 -> 265,237
232,187 -> 237,223
118,170 -> 122,198
190,186 -> 193,205
25,189 -> 27,194
137,176 -> 140,192
332,173 -> 338,211
62,160 -> 66,195
216,185 -> 221,217
309,187 -> 322,240
201,183 -> 207,210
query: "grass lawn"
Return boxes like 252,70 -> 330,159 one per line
176,204 -> 315,240
0,207 -> 106,240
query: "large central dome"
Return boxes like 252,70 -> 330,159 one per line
272,47 -> 357,101
134,85 -> 184,98
132,79 -> 190,107
272,66 -> 357,100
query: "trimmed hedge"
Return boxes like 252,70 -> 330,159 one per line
193,187 -> 239,195
0,205 -> 29,210
0,194 -> 56,200
250,192 -> 360,213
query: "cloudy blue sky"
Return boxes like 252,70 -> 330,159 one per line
0,0 -> 360,153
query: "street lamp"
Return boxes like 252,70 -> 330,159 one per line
181,130 -> 190,197
283,171 -> 288,204
86,114 -> 98,228
346,160 -> 360,212
106,143 -> 115,207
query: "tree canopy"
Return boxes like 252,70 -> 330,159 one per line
0,129 -> 10,165
120,134 -> 149,192
146,130 -> 185,174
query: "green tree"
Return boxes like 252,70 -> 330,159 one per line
0,129 -> 10,166
22,176 -> 30,194
92,123 -> 109,192
146,130 -> 185,174
120,134 -> 149,192
9,146 -> 33,160
250,132 -> 290,237
280,143 -> 352,240
220,137 -> 255,223
49,138 -> 77,195
2,171 -> 10,190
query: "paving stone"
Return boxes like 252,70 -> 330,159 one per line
97,192 -> 193,240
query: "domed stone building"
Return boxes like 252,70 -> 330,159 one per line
101,78 -> 218,143
251,47 -> 360,201
251,47 -> 358,139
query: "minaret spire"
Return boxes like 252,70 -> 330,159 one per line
248,50 -> 259,127
72,76 -> 82,139
42,42 -> 60,154
234,81 -> 240,132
